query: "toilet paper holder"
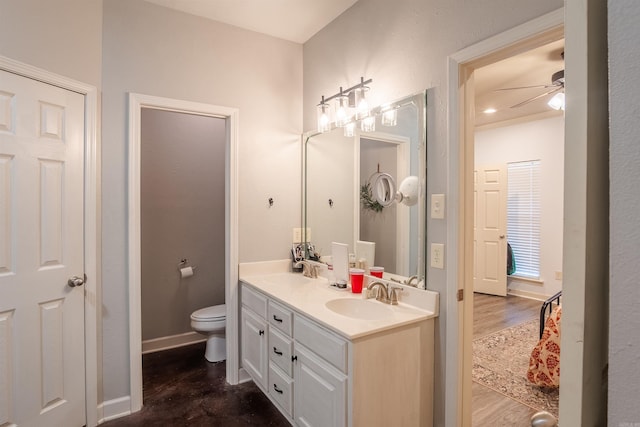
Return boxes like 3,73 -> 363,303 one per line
178,258 -> 197,276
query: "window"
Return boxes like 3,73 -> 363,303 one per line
507,160 -> 541,279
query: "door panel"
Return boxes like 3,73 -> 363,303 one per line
474,165 -> 507,296
0,69 -> 85,426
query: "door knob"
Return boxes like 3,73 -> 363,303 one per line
67,276 -> 85,288
499,235 -> 505,239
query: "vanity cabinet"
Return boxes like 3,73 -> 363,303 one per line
240,281 -> 433,427
241,286 -> 268,390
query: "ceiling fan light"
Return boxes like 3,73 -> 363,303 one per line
548,92 -> 565,110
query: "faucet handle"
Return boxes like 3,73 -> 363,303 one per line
389,286 -> 404,305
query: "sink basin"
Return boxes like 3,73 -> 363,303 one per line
325,298 -> 394,320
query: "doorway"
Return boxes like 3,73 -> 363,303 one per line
128,94 -> 239,412
470,38 -> 566,422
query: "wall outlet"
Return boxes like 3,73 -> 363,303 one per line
431,243 -> 445,269
431,194 -> 445,219
292,228 -> 311,243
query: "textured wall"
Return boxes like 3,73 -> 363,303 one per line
141,109 -> 226,341
102,0 -> 302,401
608,0 -> 640,423
475,116 -> 565,298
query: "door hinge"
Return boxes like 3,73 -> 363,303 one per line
457,289 -> 464,301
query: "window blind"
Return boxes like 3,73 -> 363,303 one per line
507,160 -> 541,279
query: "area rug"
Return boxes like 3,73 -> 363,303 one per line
473,319 -> 559,417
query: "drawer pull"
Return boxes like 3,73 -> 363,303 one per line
259,330 -> 264,336
273,347 -> 283,356
273,315 -> 283,323
273,384 -> 284,394
292,355 -> 298,362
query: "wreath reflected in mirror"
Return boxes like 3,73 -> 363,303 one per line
360,182 -> 384,213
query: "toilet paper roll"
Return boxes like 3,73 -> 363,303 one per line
180,266 -> 194,278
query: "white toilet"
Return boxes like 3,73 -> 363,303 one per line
190,304 -> 226,362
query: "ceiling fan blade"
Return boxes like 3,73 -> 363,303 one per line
494,84 -> 557,91
510,86 -> 563,109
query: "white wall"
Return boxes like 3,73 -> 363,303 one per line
101,0 -> 302,402
303,1 -> 562,424
475,116 -> 564,298
608,0 -> 640,423
0,0 -> 103,88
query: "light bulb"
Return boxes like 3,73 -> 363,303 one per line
547,92 -> 565,110
317,103 -> 331,133
334,95 -> 350,127
355,87 -> 370,120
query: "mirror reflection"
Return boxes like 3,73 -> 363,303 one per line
303,91 -> 427,287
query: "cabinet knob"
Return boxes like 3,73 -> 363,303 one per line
259,330 -> 264,336
291,355 -> 298,362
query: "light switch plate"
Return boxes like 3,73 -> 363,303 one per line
431,243 -> 445,269
431,194 -> 445,219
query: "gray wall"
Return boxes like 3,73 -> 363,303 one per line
141,109 -> 225,341
302,0 -> 562,424
102,0 -> 302,402
608,0 -> 640,423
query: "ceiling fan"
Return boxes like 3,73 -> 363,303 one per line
495,69 -> 565,108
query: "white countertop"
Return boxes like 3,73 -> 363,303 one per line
239,265 -> 438,341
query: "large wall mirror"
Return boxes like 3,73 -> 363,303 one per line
302,90 -> 429,288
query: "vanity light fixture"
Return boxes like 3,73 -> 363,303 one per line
361,115 -> 376,132
381,106 -> 398,126
547,92 -> 565,110
317,96 -> 331,133
344,121 -> 356,137
316,77 -> 373,134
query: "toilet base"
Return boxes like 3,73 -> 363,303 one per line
204,335 -> 226,363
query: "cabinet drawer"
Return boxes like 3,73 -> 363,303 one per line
242,284 -> 267,318
269,363 -> 293,417
268,300 -> 293,335
269,328 -> 293,376
294,316 -> 348,373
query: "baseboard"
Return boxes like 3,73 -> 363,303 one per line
142,331 -> 206,354
98,396 -> 132,424
507,288 -> 548,301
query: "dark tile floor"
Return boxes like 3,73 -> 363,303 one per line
101,343 -> 290,427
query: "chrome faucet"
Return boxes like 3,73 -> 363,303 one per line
366,281 -> 390,304
366,281 -> 404,305
293,260 -> 319,278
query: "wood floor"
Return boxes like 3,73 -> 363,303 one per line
472,292 -> 543,426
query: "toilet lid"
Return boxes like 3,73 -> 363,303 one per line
191,305 -> 226,320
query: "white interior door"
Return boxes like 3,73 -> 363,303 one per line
0,69 -> 85,426
474,165 -> 507,296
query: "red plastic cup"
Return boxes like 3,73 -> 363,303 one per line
369,266 -> 384,278
349,268 -> 365,293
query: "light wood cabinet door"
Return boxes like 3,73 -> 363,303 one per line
241,307 -> 268,389
294,344 -> 347,427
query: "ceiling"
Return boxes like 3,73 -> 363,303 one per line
143,0 -> 358,43
474,39 -> 566,127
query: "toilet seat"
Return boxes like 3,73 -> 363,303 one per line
191,304 -> 225,321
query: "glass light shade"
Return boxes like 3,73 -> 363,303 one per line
355,87 -> 370,120
547,92 -> 565,110
317,103 -> 331,133
361,115 -> 375,132
381,108 -> 398,126
334,95 -> 350,127
344,121 -> 355,137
